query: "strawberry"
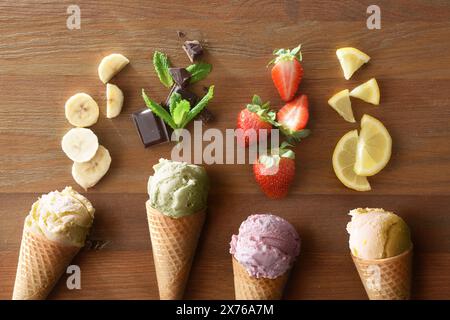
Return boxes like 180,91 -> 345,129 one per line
269,44 -> 304,102
236,95 -> 276,147
253,143 -> 296,199
277,94 -> 310,143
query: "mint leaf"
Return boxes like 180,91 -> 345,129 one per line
172,100 -> 190,126
153,51 -> 173,88
169,92 -> 182,116
186,62 -> 212,83
142,89 -> 177,129
182,85 -> 214,127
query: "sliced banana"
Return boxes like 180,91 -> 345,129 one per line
72,145 -> 112,189
106,83 -> 124,118
65,93 -> 99,127
61,128 -> 99,163
98,53 -> 129,84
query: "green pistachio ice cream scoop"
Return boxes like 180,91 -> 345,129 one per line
147,159 -> 209,218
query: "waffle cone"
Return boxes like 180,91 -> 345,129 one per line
146,201 -> 205,300
232,258 -> 289,300
12,230 -> 80,300
351,247 -> 412,300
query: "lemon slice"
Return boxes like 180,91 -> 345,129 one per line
336,47 -> 370,80
333,130 -> 371,191
354,114 -> 392,176
328,89 -> 355,123
350,78 -> 380,105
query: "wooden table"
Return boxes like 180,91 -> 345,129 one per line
0,0 -> 449,300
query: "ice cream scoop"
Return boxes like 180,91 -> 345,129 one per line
147,158 -> 209,218
346,208 -> 412,260
230,214 -> 300,279
25,186 -> 95,247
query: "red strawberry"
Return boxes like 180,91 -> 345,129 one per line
269,45 -> 304,102
236,95 -> 276,147
276,94 -> 310,143
253,143 -> 296,199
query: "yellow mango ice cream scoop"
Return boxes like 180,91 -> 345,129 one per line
346,208 -> 413,300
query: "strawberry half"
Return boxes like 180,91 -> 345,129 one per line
269,44 -> 304,102
236,95 -> 276,147
277,94 -> 310,143
253,143 -> 296,199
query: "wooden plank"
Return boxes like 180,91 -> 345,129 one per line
0,0 -> 449,299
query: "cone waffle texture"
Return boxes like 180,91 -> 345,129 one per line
232,258 -> 289,300
146,200 -> 205,300
351,247 -> 412,300
13,230 -> 80,300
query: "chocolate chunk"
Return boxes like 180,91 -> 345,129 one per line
196,108 -> 214,123
164,85 -> 198,109
169,67 -> 191,88
182,40 -> 203,63
132,109 -> 171,147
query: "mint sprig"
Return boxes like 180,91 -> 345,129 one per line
142,89 -> 177,129
153,51 -> 173,88
142,85 -> 215,131
169,92 -> 182,116
186,62 -> 212,83
182,85 -> 214,127
172,100 -> 190,126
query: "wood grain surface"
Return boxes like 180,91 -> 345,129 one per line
0,0 -> 449,299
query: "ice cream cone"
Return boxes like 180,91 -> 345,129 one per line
146,200 -> 205,300
13,230 -> 80,300
351,246 -> 413,300
232,258 -> 289,300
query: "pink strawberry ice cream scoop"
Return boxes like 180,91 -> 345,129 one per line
230,214 -> 300,279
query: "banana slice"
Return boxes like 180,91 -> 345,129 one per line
65,93 -> 99,127
106,83 -> 124,118
72,145 -> 112,189
98,53 -> 129,84
61,128 -> 99,163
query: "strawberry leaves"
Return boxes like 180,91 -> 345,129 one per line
246,95 -> 277,126
281,127 -> 311,144
268,44 -> 303,66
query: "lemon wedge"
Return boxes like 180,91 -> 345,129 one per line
354,114 -> 392,176
332,130 -> 371,191
336,47 -> 370,80
350,78 -> 380,105
328,89 -> 355,123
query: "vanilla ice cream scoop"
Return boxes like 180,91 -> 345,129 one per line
25,187 -> 95,247
346,208 -> 412,260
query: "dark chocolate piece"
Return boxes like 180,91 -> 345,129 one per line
182,40 -> 203,63
132,109 -> 170,147
195,108 -> 214,123
164,85 -> 198,109
169,67 -> 191,88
